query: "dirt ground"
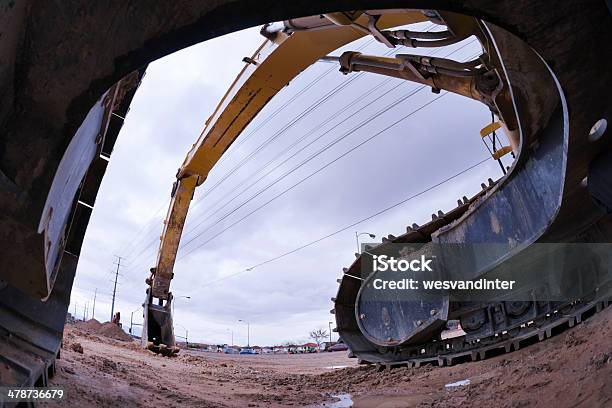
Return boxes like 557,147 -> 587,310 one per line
44,306 -> 612,407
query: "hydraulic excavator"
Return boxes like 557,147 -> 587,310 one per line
142,8 -> 612,365
2,1 -> 611,389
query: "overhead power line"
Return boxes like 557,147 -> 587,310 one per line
182,76 -> 400,239
194,156 -> 491,289
180,40 -> 477,244
116,197 -> 169,260
212,37 -> 378,171
200,71 -> 365,199
120,46 -> 388,271
179,47 -> 481,254
125,33 -> 478,276
195,36 -> 425,207
122,52 -> 409,274
180,84 -> 433,252
216,21 -> 439,163
118,25 -> 438,270
177,90 -> 451,260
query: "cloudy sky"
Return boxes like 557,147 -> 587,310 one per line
69,21 -> 509,347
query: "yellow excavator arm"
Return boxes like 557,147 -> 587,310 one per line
142,9 -> 517,353
147,174 -> 199,299
146,10 -> 429,301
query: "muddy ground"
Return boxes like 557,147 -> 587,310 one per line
44,306 -> 612,407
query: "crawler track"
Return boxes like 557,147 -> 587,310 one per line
334,180 -> 612,367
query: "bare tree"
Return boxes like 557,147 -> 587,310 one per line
309,328 -> 329,348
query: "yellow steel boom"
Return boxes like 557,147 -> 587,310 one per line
143,9 -> 517,353
147,10 -> 428,301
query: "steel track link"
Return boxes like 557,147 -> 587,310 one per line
372,296 -> 611,370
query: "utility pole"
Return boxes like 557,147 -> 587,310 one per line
92,288 -> 97,320
110,255 -> 123,322
328,321 -> 333,344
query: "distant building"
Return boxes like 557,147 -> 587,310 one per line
321,341 -> 337,351
284,343 -> 319,353
272,346 -> 289,354
302,343 -> 318,353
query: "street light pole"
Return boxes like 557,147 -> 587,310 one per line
328,321 -> 333,344
355,231 -> 376,254
172,295 -> 191,315
175,324 -> 188,348
130,306 -> 141,335
227,328 -> 234,346
238,319 -> 250,347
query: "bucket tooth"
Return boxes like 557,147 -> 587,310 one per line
437,210 -> 445,217
412,223 -> 419,229
481,183 -> 487,190
488,178 -> 494,186
342,267 -> 349,273
462,196 -> 469,204
431,213 -> 438,220
457,199 -> 463,206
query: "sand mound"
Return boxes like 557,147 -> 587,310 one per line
76,318 -> 102,331
97,322 -> 133,342
73,319 -> 132,342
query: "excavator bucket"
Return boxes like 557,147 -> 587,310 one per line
141,290 -> 179,356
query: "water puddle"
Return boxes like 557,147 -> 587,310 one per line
445,379 -> 471,388
321,393 -> 433,407
327,394 -> 353,407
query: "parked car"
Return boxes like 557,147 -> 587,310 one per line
223,347 -> 239,354
327,343 -> 349,352
239,347 -> 257,355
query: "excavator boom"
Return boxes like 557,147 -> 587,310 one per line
142,10 -> 433,351
142,9 -> 516,353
